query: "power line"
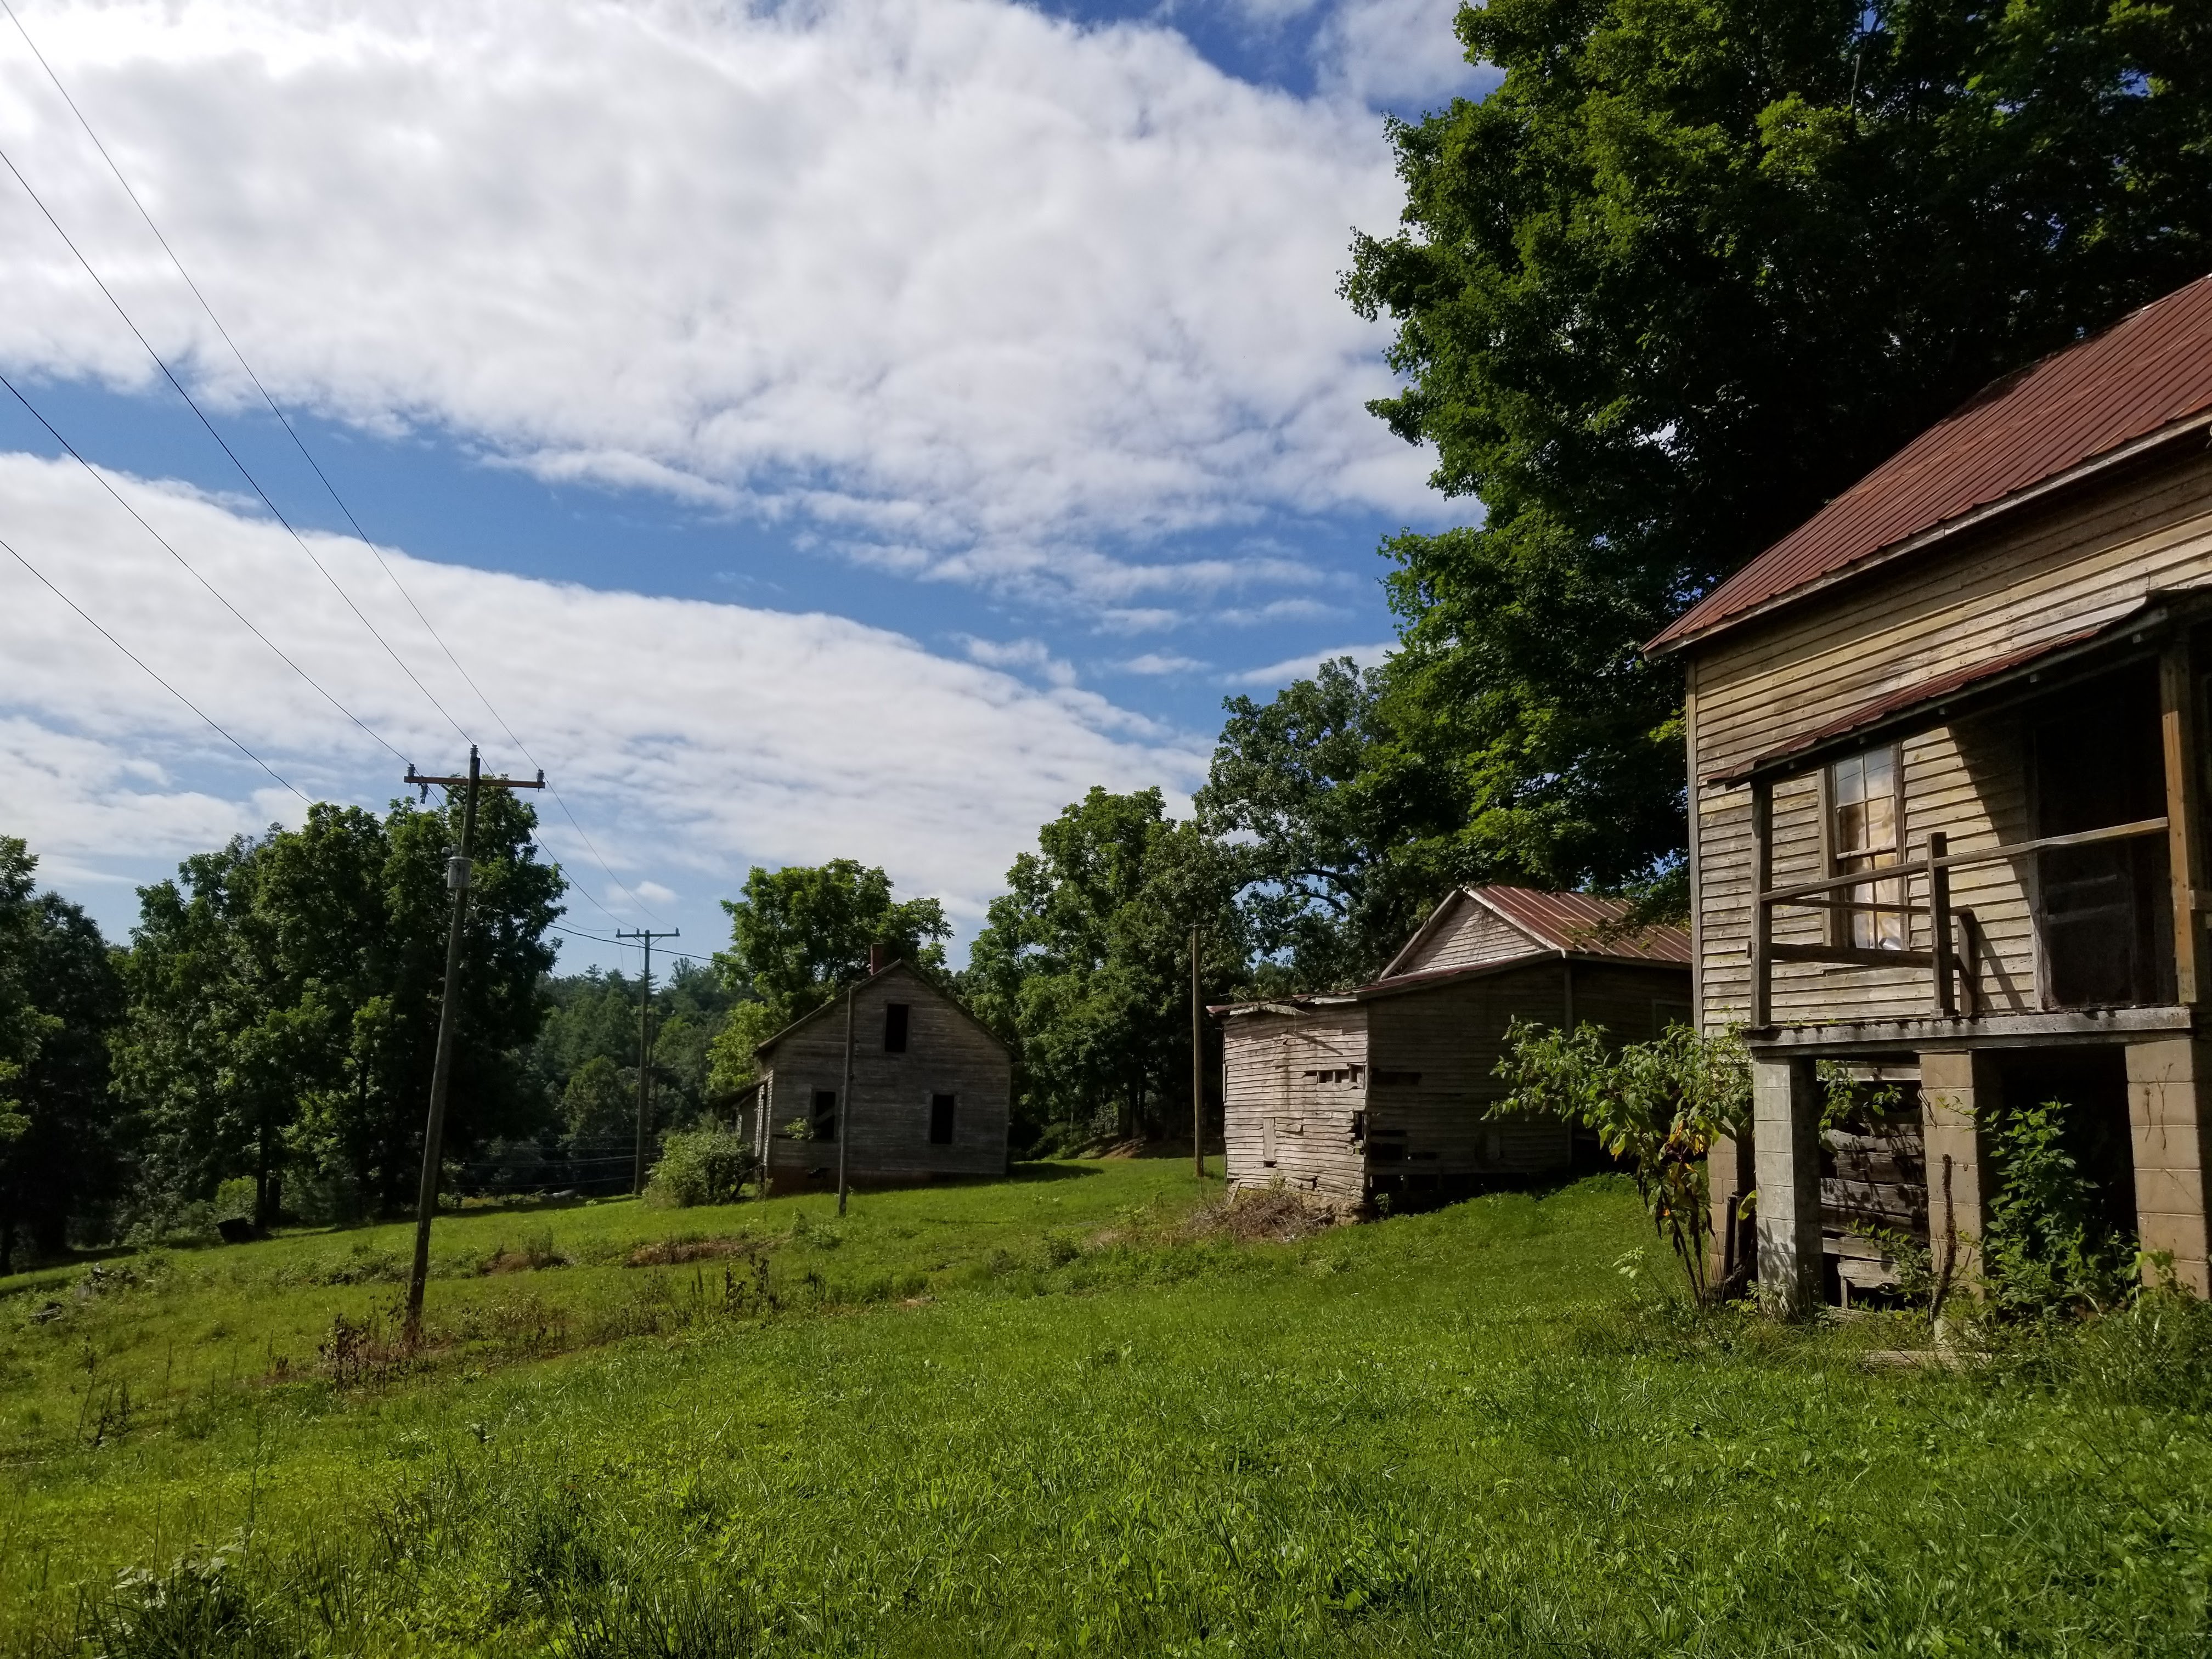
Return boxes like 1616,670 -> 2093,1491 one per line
0,6 -> 668,930
0,371 -> 412,766
0,529 -> 307,801
0,137 -> 477,752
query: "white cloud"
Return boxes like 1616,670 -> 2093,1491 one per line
1314,0 -> 1494,110
1226,640 -> 1393,686
1116,652 -> 1208,675
957,635 -> 1078,689
0,0 -> 1437,619
0,452 -> 1204,925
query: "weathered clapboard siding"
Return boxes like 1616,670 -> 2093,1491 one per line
758,963 -> 1010,1192
1391,894 -> 1541,975
1222,1005 -> 1368,1200
1223,956 -> 1691,1206
1694,445 -> 2212,1031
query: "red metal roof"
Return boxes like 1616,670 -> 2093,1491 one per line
1472,885 -> 1692,964
1649,273 -> 2212,654
1706,623 -> 2108,786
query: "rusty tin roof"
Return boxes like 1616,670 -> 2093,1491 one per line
1648,273 -> 2212,656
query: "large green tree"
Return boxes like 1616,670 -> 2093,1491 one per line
707,860 -> 949,1092
116,793 -> 565,1224
1344,0 -> 2212,890
1198,657 -> 1469,989
1,893 -> 127,1270
964,788 -> 1245,1142
0,839 -> 126,1271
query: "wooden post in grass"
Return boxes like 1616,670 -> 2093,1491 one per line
837,981 -> 854,1217
1190,924 -> 1205,1180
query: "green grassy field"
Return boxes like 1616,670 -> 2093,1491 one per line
3,1160 -> 2210,1656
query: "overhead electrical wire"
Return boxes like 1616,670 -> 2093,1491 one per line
0,144 -> 478,758
0,528 -> 307,802
1,369 -> 413,767
0,3 -> 664,930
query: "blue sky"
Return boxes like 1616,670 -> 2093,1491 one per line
0,0 -> 1495,971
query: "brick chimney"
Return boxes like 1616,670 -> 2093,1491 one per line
868,941 -> 888,974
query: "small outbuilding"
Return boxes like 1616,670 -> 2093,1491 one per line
747,955 -> 1012,1197
1214,886 -> 1692,1212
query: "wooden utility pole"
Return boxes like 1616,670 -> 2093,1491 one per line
1190,924 -> 1205,1180
400,748 -> 545,1341
617,928 -> 681,1194
837,983 -> 855,1217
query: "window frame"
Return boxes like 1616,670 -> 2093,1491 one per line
1821,743 -> 1907,951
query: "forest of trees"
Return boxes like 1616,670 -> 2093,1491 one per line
1,0 -> 2205,1263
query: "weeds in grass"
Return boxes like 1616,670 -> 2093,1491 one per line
78,1550 -> 276,1659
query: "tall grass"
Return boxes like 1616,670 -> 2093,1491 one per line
5,1166 -> 2211,1655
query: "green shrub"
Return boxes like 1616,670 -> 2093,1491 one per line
1983,1099 -> 2136,1319
643,1126 -> 756,1209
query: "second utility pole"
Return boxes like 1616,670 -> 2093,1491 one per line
400,747 -> 545,1342
617,927 -> 681,1194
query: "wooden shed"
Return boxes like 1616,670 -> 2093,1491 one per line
1214,887 -> 1691,1213
1647,272 -> 2212,1308
747,958 -> 1011,1197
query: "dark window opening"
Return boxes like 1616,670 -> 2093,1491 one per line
884,1003 -> 910,1053
928,1093 -> 956,1144
2033,666 -> 2171,1008
811,1088 -> 838,1142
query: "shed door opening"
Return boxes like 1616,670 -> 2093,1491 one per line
2032,667 -> 2170,1007
884,1003 -> 910,1053
811,1088 -> 838,1142
928,1093 -> 956,1144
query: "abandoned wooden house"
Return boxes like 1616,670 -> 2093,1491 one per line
1212,887 -> 1691,1212
1649,272 -> 2212,1309
746,952 -> 1012,1197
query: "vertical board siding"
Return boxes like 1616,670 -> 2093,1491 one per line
1392,895 -> 1542,975
1691,449 -> 2212,1031
1223,957 -> 1692,1203
760,966 -> 1011,1191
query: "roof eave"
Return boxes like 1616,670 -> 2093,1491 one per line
1644,410 -> 2212,662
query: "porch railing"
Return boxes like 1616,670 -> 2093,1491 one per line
1748,812 -> 2171,1025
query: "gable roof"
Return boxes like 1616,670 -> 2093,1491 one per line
753,959 -> 1010,1058
1647,272 -> 2212,657
1376,884 -> 1691,979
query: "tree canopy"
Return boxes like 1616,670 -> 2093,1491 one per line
113,794 -> 564,1226
964,788 -> 1245,1143
1343,0 -> 2212,891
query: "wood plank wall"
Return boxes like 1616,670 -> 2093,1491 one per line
1691,448 -> 2212,1030
1393,894 -> 1542,975
1222,958 -> 1692,1204
760,966 -> 1011,1191
1222,1006 -> 1369,1201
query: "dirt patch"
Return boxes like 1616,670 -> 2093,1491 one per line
625,1235 -> 758,1268
1179,1188 -> 1339,1245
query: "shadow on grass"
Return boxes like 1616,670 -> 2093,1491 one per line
1007,1161 -> 1107,1183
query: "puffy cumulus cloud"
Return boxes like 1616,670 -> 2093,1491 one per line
0,452 -> 1204,926
0,0 -> 1434,618
1226,639 -> 1392,686
1315,0 -> 1497,110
